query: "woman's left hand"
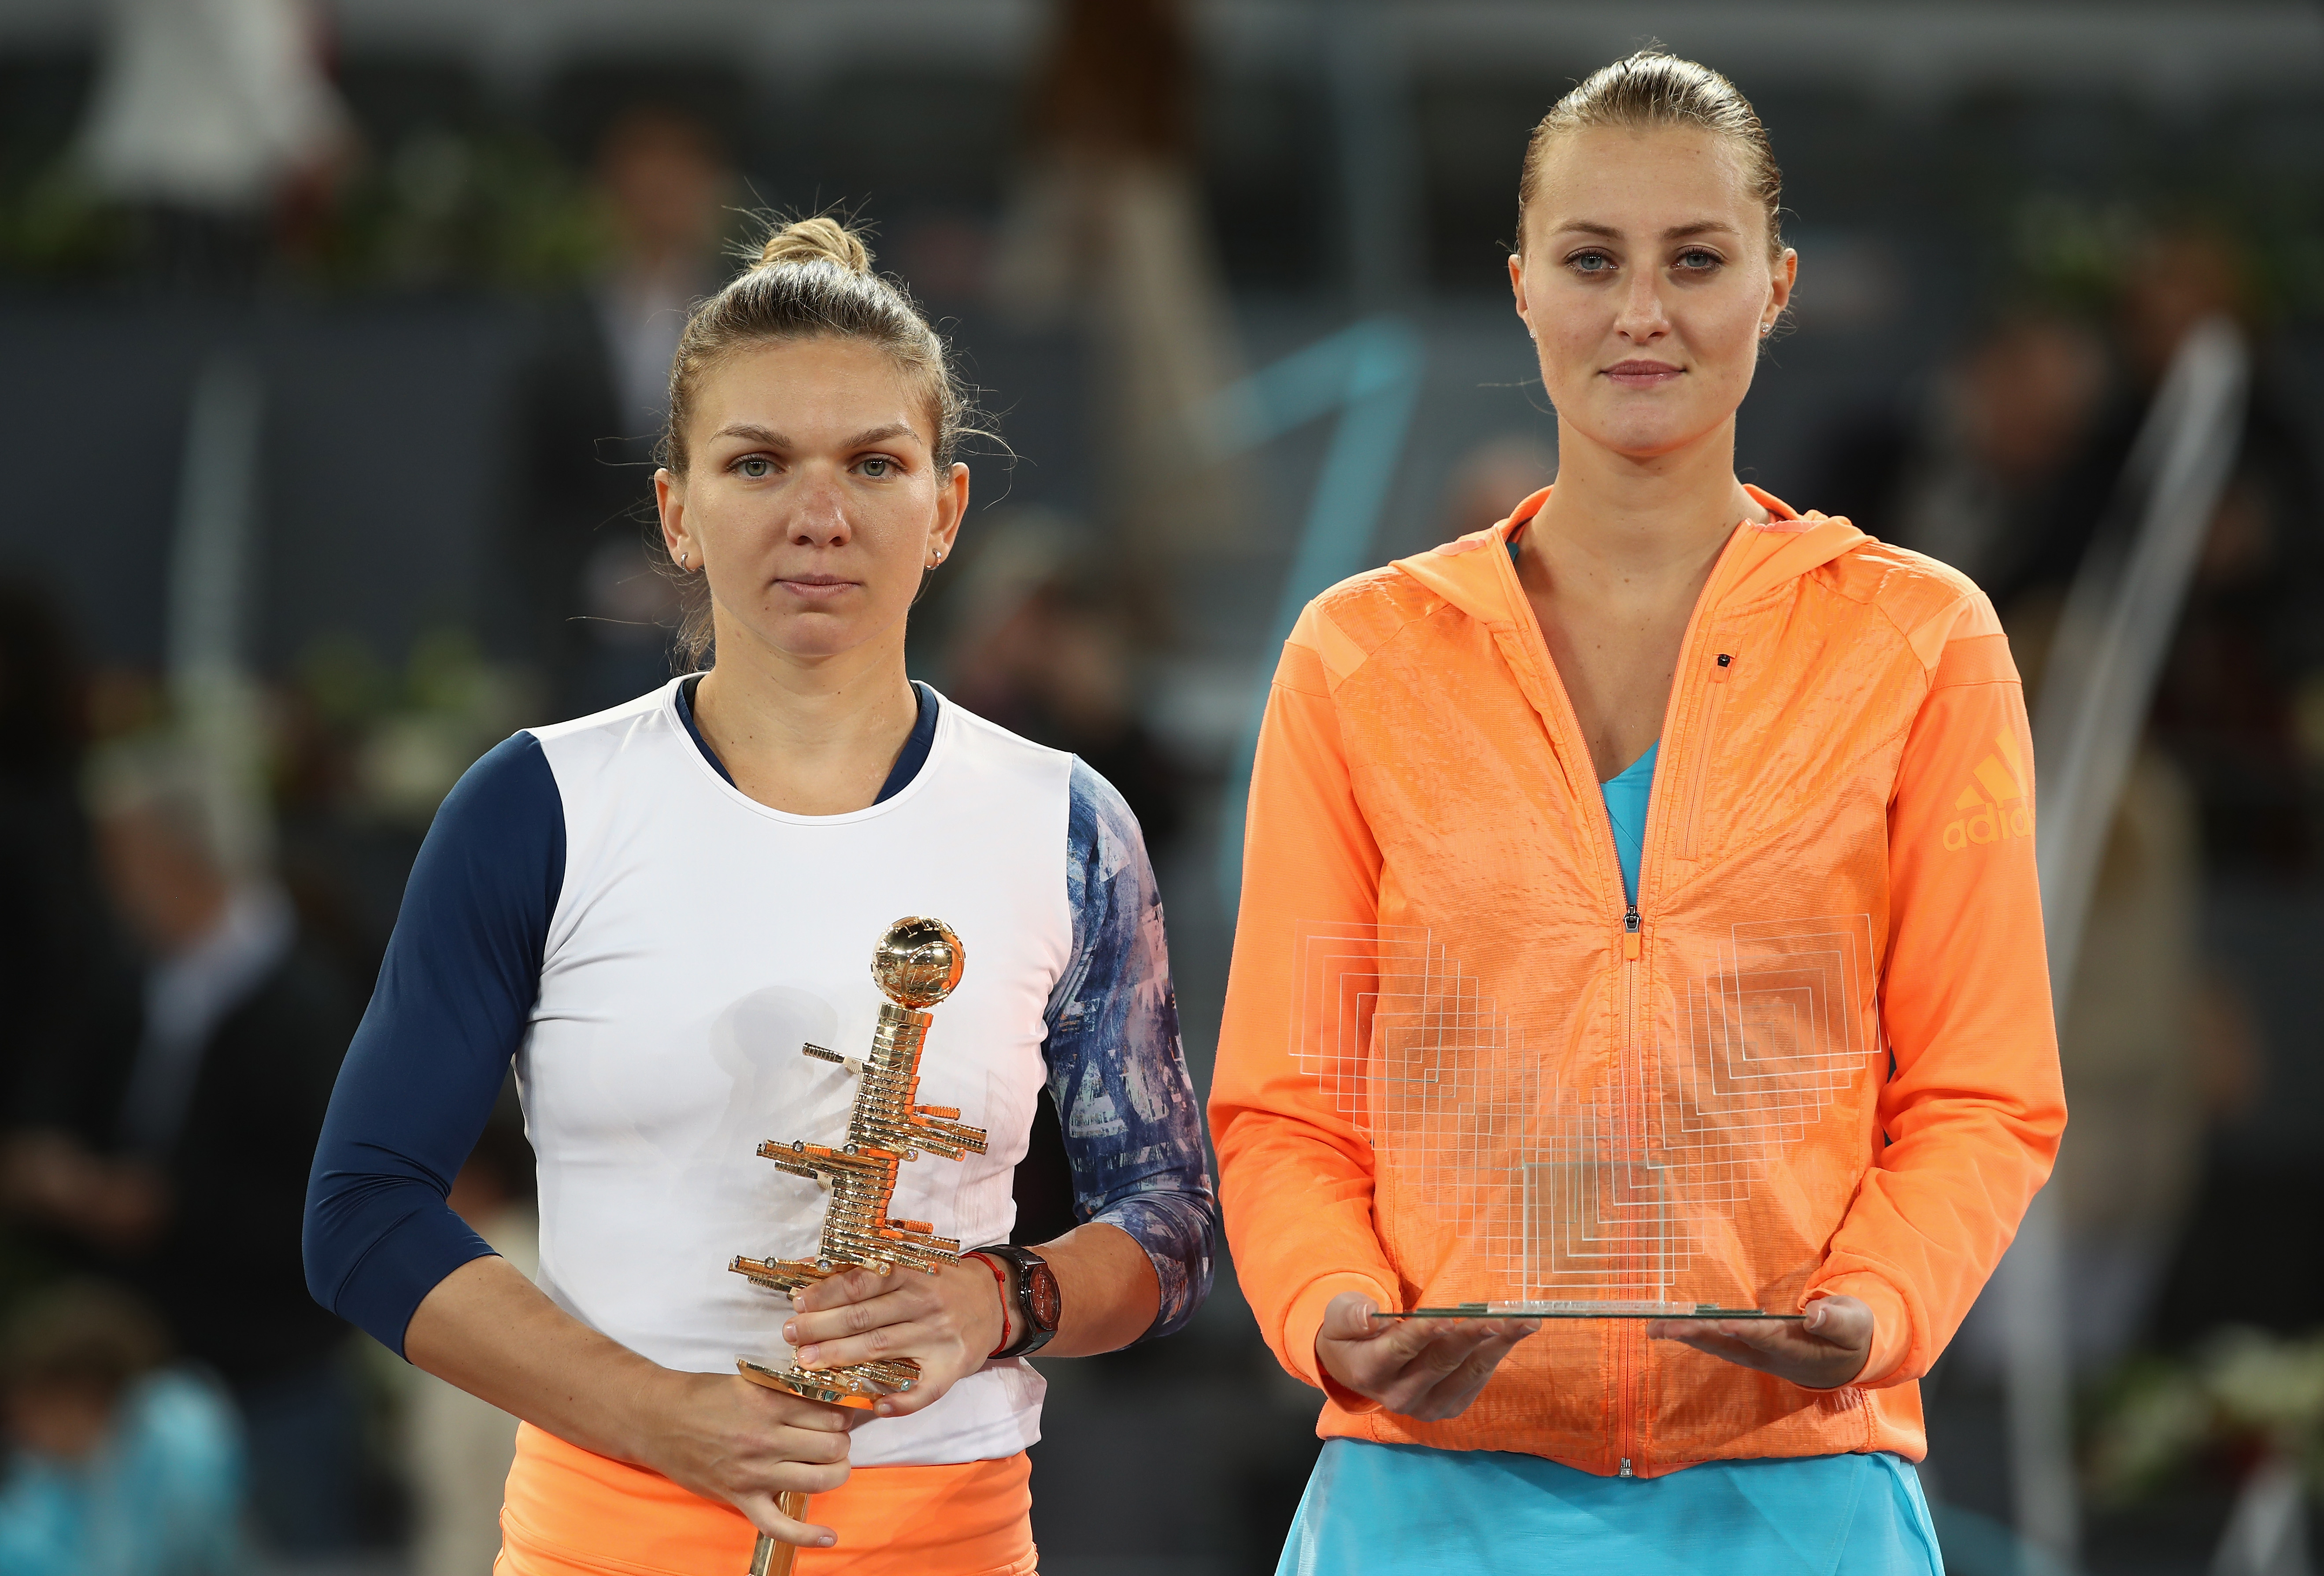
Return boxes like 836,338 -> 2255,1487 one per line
1646,1295 -> 1874,1390
784,1260 -> 1008,1419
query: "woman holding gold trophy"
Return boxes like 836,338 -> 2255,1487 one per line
1212,52 -> 2066,1573
305,218 -> 1215,1574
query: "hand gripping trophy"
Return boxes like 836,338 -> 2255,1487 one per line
729,917 -> 989,1575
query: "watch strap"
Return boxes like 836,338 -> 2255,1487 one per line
968,1244 -> 1057,1358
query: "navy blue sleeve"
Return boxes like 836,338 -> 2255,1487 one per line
303,732 -> 564,1358
1041,759 -> 1219,1341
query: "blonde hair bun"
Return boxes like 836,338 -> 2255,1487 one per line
757,216 -> 874,275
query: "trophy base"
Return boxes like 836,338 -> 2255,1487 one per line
1375,1301 -> 1806,1321
737,1355 -> 922,1409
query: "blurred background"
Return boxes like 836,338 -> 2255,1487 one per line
0,0 -> 2320,1572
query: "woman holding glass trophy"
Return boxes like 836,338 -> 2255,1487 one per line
1212,51 -> 2065,1573
305,218 -> 1215,1574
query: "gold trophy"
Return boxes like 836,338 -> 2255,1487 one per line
729,917 -> 989,1576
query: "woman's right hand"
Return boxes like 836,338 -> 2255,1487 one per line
627,1371 -> 866,1547
1313,1293 -> 1540,1421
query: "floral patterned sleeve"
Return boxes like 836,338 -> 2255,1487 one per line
1041,759 -> 1219,1340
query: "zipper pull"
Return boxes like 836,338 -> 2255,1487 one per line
1619,1457 -> 1635,1477
1622,904 -> 1641,960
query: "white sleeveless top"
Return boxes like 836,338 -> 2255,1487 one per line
522,684 -> 1073,1466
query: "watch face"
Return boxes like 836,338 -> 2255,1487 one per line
1026,1262 -> 1062,1332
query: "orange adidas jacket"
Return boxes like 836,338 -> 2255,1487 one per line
1210,487 -> 2065,1475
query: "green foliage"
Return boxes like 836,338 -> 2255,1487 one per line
2008,194 -> 2149,315
306,129 -> 613,292
0,128 -> 611,293
2084,1328 -> 2324,1506
291,627 -> 535,828
0,167 -> 134,281
2004,189 -> 2324,326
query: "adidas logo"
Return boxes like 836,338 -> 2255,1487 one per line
1943,732 -> 2033,851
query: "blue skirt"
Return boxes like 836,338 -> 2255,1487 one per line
1278,1440 -> 1944,1575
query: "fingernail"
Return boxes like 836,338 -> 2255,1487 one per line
797,1346 -> 818,1365
820,1535 -> 836,1547
782,1323 -> 796,1343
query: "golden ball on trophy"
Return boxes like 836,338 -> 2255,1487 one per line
870,916 -> 964,1009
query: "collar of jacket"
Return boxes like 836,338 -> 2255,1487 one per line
1395,483 -> 1866,625
1389,483 -> 1869,795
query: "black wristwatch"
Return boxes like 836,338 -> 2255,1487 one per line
970,1244 -> 1059,1358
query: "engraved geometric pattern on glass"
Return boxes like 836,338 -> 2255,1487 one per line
1292,922 -> 1537,1292
1293,915 -> 1878,1315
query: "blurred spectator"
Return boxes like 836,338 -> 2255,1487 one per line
0,581 -> 133,1141
75,0 -> 349,288
1841,226 -> 2324,1366
1,736 -> 357,1556
1992,228 -> 2324,876
513,106 -> 734,719
2069,229 -> 2324,1348
0,1279 -> 243,1576
273,629 -> 537,997
992,0 -> 1248,575
940,516 -> 1190,1248
2049,745 -> 2206,1371
590,108 -> 732,444
1958,605 -> 2211,1376
1815,303 -> 2218,1373
396,1106 -> 535,1576
946,518 -> 1187,858
1812,307 -> 2108,588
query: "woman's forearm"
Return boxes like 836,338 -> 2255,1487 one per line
402,1254 -> 666,1464
1028,1221 -> 1159,1356
407,1254 -> 859,1543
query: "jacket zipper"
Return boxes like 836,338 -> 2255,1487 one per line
1614,653 -> 1726,1470
1618,898 -> 1642,1474
1621,629 -> 1732,1471
1677,648 -> 1736,861
1502,521 -> 1737,1479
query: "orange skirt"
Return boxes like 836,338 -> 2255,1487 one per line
496,1422 -> 1037,1576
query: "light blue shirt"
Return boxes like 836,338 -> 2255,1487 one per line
0,1371 -> 244,1576
1277,1439 -> 1943,1575
1602,740 -> 1658,905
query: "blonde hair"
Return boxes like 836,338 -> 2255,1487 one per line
660,215 -> 981,667
1518,49 -> 1785,259
662,216 -> 966,475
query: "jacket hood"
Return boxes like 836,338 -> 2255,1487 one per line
1393,484 -> 1868,628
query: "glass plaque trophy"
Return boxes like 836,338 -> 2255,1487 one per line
1289,918 -> 1882,1322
